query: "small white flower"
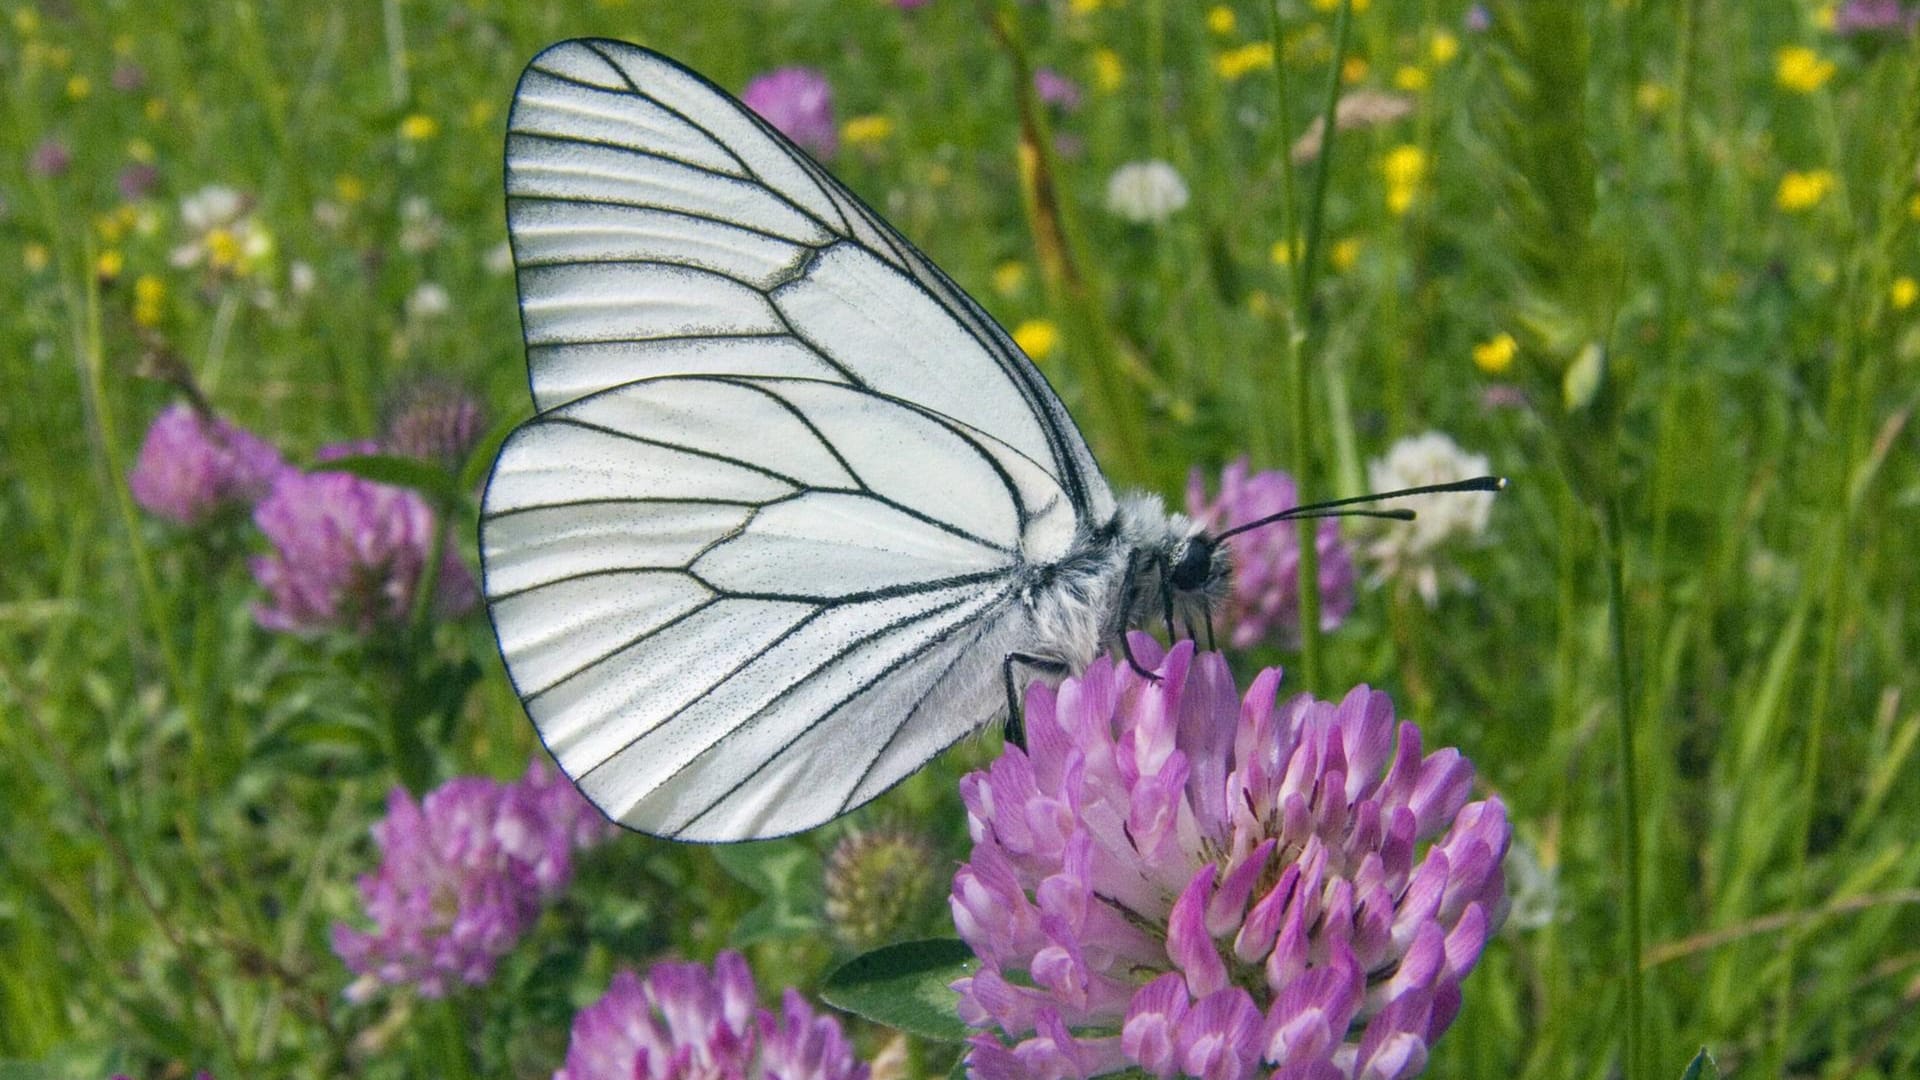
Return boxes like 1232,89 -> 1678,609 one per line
1104,159 -> 1189,224
312,199 -> 347,230
406,281 -> 451,320
484,240 -> 515,276
1364,431 -> 1494,604
288,260 -> 317,297
1503,834 -> 1563,932
398,195 -> 444,254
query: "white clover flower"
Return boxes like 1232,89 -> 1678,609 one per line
170,184 -> 273,276
1104,159 -> 1189,224
178,185 -> 247,234
1364,431 -> 1494,605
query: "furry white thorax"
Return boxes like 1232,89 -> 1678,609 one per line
1014,491 -> 1231,681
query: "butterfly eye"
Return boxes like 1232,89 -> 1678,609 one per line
1169,537 -> 1215,591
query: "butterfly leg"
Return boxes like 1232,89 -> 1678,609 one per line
1157,558 -> 1178,642
1002,652 -> 1069,751
1111,551 -> 1162,683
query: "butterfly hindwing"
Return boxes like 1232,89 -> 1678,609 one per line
487,40 -> 1111,839
483,375 -> 1062,839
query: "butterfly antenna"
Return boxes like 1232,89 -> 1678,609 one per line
1215,475 -> 1506,541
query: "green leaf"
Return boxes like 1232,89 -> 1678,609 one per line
729,895 -> 824,947
822,938 -> 977,1042
315,453 -> 464,504
710,838 -> 821,899
710,839 -> 825,947
457,411 -> 523,493
1679,1048 -> 1721,1080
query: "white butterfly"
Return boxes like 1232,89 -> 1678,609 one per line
481,40 -> 1494,842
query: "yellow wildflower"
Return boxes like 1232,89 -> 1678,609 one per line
23,242 -> 50,273
1207,5 -> 1236,34
95,249 -> 124,280
1342,56 -> 1369,83
1429,30 -> 1460,65
335,174 -> 368,203
133,274 -> 166,327
1330,237 -> 1361,272
1312,0 -> 1369,11
1892,276 -> 1918,311
1382,143 -> 1428,215
13,7 -> 38,34
1908,192 -> 1920,221
843,115 -> 893,146
1473,332 -> 1519,375
1069,0 -> 1105,13
1091,48 -> 1125,92
127,138 -> 156,164
399,113 -> 439,141
93,209 -> 138,246
1270,239 -> 1302,266
1775,46 -> 1834,93
1636,81 -> 1670,112
993,261 -> 1028,297
1812,3 -> 1836,29
1247,289 -> 1272,316
1393,65 -> 1429,93
1013,319 -> 1061,361
1215,42 -> 1275,81
1775,169 -> 1834,212
66,74 -> 92,100
205,228 -> 241,270
144,97 -> 167,122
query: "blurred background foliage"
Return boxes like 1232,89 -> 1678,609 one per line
2,0 -> 1919,1076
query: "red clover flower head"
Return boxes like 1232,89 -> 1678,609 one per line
29,137 -> 72,178
333,761 -> 612,999
128,403 -> 287,526
1833,0 -> 1913,34
1187,459 -> 1357,649
952,638 -> 1509,1080
383,380 -> 488,470
556,951 -> 870,1080
1034,68 -> 1084,112
118,161 -> 161,201
742,67 -> 838,161
249,463 -> 476,635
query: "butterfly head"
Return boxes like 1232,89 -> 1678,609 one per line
1117,495 -> 1233,637
1167,531 -> 1229,597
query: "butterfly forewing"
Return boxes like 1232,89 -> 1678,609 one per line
485,39 -> 1108,840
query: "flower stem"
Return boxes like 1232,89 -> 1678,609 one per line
421,994 -> 478,1080
1604,494 -> 1646,1080
379,647 -> 437,795
1267,0 -> 1355,690
984,2 -> 1149,480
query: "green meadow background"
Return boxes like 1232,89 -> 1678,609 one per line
4,0 -> 1919,1076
